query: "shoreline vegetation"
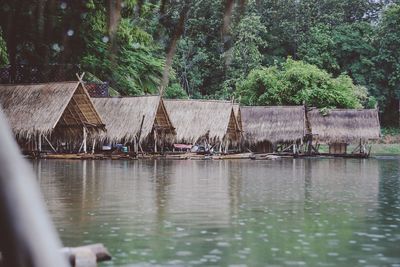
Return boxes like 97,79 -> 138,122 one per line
315,127 -> 400,155
1,1 -> 400,125
317,144 -> 400,155
370,144 -> 400,155
372,127 -> 400,155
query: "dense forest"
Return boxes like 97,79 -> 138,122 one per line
0,0 -> 400,124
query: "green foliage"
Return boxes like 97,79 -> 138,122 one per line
372,4 -> 400,114
1,0 -> 399,124
164,83 -> 188,99
298,22 -> 376,84
173,0 -> 225,96
229,14 -> 267,78
381,127 -> 400,137
237,58 -> 364,109
111,46 -> 164,95
80,4 -> 164,95
298,25 -> 340,74
0,29 -> 8,66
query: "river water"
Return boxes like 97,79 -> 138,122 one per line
33,158 -> 400,267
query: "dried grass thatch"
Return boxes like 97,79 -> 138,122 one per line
241,106 -> 306,144
164,99 -> 241,144
0,81 -> 104,139
233,104 -> 242,131
307,108 -> 381,143
92,96 -> 174,143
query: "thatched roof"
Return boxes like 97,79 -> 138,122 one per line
241,106 -> 306,144
233,104 -> 242,131
307,108 -> 381,143
92,96 -> 174,143
164,99 -> 240,144
0,81 -> 104,138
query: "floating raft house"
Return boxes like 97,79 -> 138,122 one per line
307,108 -> 381,155
241,106 -> 306,153
0,81 -> 105,154
92,96 -> 175,153
164,99 -> 242,152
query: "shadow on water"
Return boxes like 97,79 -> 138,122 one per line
32,158 -> 400,267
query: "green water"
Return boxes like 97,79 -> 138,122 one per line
33,158 -> 400,267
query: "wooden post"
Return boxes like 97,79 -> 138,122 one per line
224,139 -> 229,154
92,139 -> 96,154
133,137 -> 138,154
43,135 -> 57,153
83,127 -> 87,154
38,134 -> 42,152
161,130 -> 165,153
307,134 -> 313,155
154,131 -> 157,153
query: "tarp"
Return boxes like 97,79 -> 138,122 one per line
174,144 -> 192,149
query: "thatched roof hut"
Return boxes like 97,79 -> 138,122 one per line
92,96 -> 174,144
0,81 -> 104,140
163,99 -> 241,146
307,108 -> 381,143
241,106 -> 306,145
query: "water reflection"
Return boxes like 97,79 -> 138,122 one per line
33,158 -> 400,266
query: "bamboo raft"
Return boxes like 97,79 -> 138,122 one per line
25,151 -> 371,160
1,243 -> 111,267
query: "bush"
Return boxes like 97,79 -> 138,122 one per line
236,58 -> 366,109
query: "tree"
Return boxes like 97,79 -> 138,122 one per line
236,58 -> 370,109
0,30 -> 8,67
81,1 -> 165,95
172,0 -> 226,96
372,3 -> 400,125
229,14 -> 267,79
298,22 -> 376,85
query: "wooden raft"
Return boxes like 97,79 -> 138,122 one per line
61,243 -> 111,267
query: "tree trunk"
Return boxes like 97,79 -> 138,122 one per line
155,0 -> 168,41
222,0 -> 234,45
136,0 -> 145,17
107,0 -> 122,55
4,3 -> 22,82
42,0 -> 56,76
159,3 -> 190,95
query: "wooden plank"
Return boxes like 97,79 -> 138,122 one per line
61,243 -> 111,267
83,127 -> 87,153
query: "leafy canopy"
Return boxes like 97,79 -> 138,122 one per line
236,58 -> 373,109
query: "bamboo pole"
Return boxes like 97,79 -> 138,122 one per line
83,127 -> 87,154
43,135 -> 57,153
154,130 -> 157,153
137,115 -> 145,155
0,110 -> 69,267
133,137 -> 138,154
38,134 -> 42,152
92,139 -> 96,154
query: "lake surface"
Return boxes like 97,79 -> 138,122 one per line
33,158 -> 400,267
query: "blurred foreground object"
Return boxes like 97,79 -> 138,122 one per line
0,107 -> 69,267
